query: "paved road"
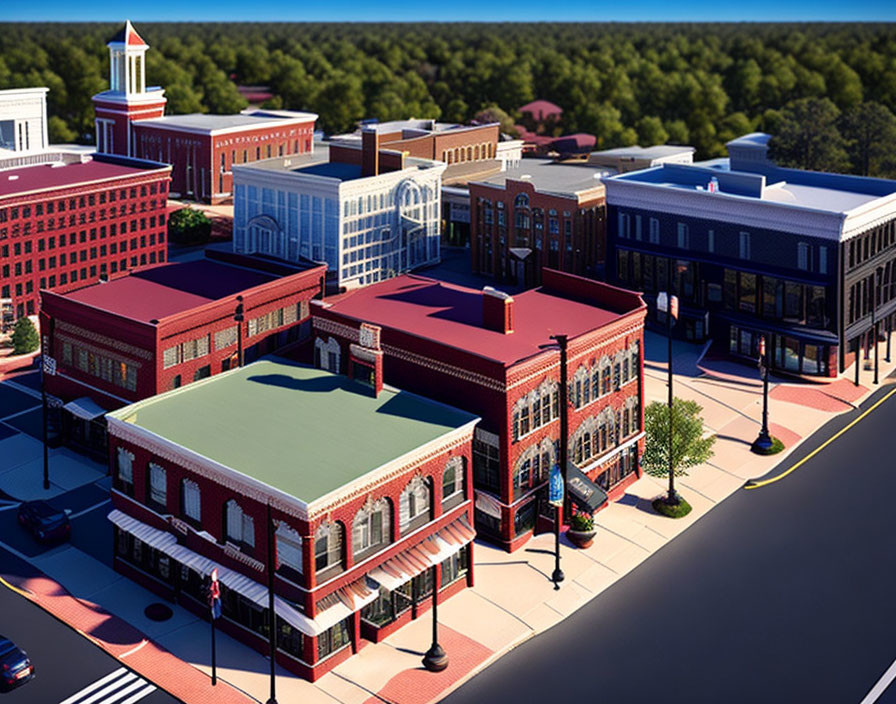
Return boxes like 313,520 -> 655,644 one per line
444,385 -> 896,704
0,546 -> 180,704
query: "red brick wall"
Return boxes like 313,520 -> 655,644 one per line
1,168 -> 169,321
109,421 -> 473,608
313,279 -> 647,551
470,179 -> 606,284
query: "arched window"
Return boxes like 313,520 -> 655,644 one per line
400,476 -> 431,531
352,498 -> 391,557
514,193 -> 529,209
276,523 -> 303,576
442,457 -> 465,505
181,478 -> 201,523
225,499 -> 255,549
601,358 -> 612,395
315,521 -> 343,573
116,447 -> 134,496
314,336 -> 341,373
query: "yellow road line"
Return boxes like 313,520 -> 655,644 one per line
745,386 -> 896,489
0,574 -> 32,599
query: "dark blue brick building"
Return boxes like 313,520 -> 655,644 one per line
603,133 -> 896,378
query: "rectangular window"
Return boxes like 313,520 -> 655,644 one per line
634,215 -> 642,241
162,346 -> 179,369
819,246 -> 828,275
707,229 -> 715,253
182,479 -> 201,522
797,242 -> 810,271
117,448 -> 134,496
739,231 -> 751,260
676,223 -> 689,249
649,218 -> 660,244
148,463 -> 167,511
214,326 -> 238,350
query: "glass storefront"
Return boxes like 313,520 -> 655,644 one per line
729,326 -> 828,376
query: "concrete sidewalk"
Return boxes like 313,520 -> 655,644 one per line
0,332 -> 893,704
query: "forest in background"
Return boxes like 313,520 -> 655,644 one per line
1,22 -> 896,175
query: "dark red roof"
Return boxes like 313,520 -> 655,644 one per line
109,21 -> 147,47
0,159 -> 166,199
518,100 -> 563,121
321,275 -> 625,365
63,259 -> 278,323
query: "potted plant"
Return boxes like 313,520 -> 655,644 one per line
566,511 -> 596,548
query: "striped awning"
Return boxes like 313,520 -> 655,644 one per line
108,509 -> 178,551
107,509 -> 376,638
368,516 -> 475,592
64,396 -> 107,421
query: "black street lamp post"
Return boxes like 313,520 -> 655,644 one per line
265,502 -> 278,704
235,296 -> 245,368
41,354 -> 50,490
422,565 -> 448,672
752,335 -> 774,453
549,333 -> 568,590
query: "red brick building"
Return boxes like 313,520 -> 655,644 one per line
469,159 -> 607,287
92,22 -> 317,204
313,269 -> 647,551
0,151 -> 170,329
105,358 -> 478,681
39,251 -> 326,456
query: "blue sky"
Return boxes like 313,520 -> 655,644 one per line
6,0 -> 895,21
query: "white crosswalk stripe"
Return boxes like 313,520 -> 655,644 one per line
58,667 -> 156,704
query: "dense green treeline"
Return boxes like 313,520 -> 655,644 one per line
2,22 -> 896,171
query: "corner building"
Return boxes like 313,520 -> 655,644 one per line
313,269 -> 647,551
106,358 -> 478,681
605,133 -> 896,377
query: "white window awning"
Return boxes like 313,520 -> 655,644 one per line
107,509 -> 377,638
368,516 -> 475,592
63,396 -> 107,421
108,509 -> 178,551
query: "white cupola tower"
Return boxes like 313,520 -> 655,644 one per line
92,20 -> 166,157
108,20 -> 149,96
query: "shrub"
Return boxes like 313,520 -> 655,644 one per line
11,317 -> 40,355
168,207 -> 211,246
652,496 -> 693,519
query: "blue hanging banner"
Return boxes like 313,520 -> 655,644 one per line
548,463 -> 564,507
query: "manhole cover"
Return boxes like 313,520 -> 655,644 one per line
144,603 -> 173,622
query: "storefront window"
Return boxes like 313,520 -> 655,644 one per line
723,270 -> 737,310
762,277 -> 783,319
441,545 -> 470,586
513,498 -> 537,536
784,283 -> 804,323
277,619 -> 303,658
807,286 -> 827,328
739,273 -> 757,313
780,337 -> 801,372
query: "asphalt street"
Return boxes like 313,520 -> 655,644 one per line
443,383 -> 896,704
0,545 -> 180,704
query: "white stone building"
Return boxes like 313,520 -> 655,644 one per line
233,142 -> 445,288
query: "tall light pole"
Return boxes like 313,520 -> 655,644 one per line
422,565 -> 448,672
873,268 -> 880,385
265,502 -> 278,704
752,335 -> 773,453
549,333 -> 568,589
658,292 -> 679,504
235,296 -> 245,368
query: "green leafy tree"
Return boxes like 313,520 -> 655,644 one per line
11,317 -> 40,355
168,207 -> 211,245
768,98 -> 849,172
840,101 -> 896,177
636,116 -> 668,146
642,398 -> 715,505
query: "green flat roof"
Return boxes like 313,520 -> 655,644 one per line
108,358 -> 478,505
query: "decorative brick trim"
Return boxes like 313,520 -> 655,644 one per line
56,320 -> 153,360
57,332 -> 144,369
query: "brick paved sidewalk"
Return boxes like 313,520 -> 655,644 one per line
4,572 -> 252,704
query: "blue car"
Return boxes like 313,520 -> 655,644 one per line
17,500 -> 71,544
0,637 -> 33,691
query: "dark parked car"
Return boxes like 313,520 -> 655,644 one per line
17,500 -> 71,544
0,637 -> 33,691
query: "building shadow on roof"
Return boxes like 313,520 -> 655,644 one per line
377,282 -> 483,327
246,373 -> 345,394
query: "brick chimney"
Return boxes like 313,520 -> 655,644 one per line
362,129 -> 381,177
482,286 -> 514,334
